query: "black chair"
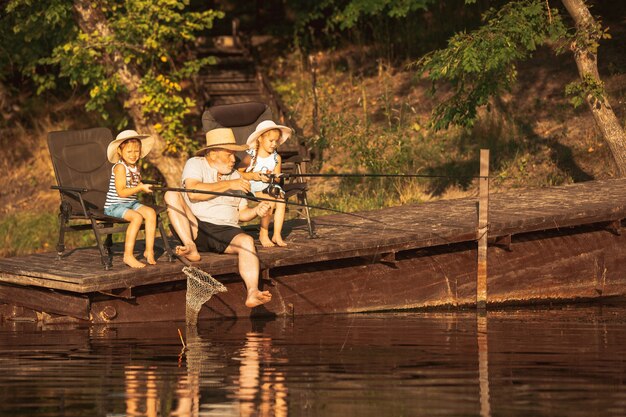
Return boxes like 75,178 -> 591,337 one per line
201,102 -> 315,238
47,127 -> 174,269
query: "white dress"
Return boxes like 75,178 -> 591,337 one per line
245,149 -> 279,193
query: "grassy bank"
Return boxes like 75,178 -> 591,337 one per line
0,212 -> 95,258
264,44 -> 618,214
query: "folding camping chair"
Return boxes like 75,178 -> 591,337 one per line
201,101 -> 315,238
47,127 -> 174,269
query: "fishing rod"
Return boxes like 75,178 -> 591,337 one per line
152,186 -> 389,226
267,172 -> 491,180
153,185 -> 474,247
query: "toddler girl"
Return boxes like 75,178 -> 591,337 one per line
104,130 -> 156,268
241,120 -> 292,247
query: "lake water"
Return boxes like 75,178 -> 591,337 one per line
1,305 -> 626,416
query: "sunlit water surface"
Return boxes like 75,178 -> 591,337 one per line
1,305 -> 626,416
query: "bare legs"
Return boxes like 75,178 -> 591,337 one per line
225,233 -> 272,307
138,205 -> 156,265
164,191 -> 201,262
257,200 -> 275,247
255,193 -> 287,247
272,200 -> 287,247
122,206 -> 157,268
164,190 -> 271,308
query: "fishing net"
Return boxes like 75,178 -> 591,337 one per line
184,266 -> 227,326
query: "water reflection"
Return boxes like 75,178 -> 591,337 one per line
477,314 -> 491,417
124,367 -> 158,417
1,306 -> 626,416
122,364 -> 204,417
235,332 -> 288,417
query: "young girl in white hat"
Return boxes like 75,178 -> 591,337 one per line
104,129 -> 157,268
240,120 -> 292,247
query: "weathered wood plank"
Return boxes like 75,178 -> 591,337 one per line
1,178 -> 626,295
0,283 -> 90,319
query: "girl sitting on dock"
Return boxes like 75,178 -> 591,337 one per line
104,130 -> 157,268
240,120 -> 292,247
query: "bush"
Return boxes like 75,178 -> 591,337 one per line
0,212 -> 95,258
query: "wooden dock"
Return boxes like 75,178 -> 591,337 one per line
1,178 -> 626,323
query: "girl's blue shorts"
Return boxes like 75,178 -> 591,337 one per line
104,200 -> 144,219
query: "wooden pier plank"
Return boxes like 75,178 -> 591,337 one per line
0,283 -> 90,319
1,178 -> 626,294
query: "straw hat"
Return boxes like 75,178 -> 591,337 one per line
246,120 -> 292,148
107,130 -> 154,163
195,128 -> 248,156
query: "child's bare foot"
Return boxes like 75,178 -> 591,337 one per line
259,230 -> 275,248
260,237 -> 276,247
245,289 -> 272,308
144,251 -> 157,265
124,254 -> 146,268
175,245 -> 201,262
272,236 -> 287,247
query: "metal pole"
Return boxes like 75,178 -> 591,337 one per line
477,149 -> 490,309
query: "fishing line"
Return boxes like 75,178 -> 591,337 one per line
153,186 -> 389,227
153,185 -> 476,244
269,172 -> 491,180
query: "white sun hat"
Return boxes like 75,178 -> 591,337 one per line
107,130 -> 154,163
245,120 -> 292,148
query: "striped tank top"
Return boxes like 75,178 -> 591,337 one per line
104,161 -> 141,209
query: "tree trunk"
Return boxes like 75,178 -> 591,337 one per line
73,0 -> 186,186
561,0 -> 626,177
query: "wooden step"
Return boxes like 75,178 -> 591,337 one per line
201,75 -> 256,83
199,68 -> 255,75
203,81 -> 258,90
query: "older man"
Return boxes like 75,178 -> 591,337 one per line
165,128 -> 272,308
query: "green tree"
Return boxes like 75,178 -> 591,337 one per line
2,0 -> 223,185
416,0 -> 626,176
287,0 -> 435,54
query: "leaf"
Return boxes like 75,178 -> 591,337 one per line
412,0 -> 567,130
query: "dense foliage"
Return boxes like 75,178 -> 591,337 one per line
284,0 -> 463,58
415,0 -> 567,130
1,0 -> 222,153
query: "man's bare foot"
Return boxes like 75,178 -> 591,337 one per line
124,254 -> 146,268
245,289 -> 272,308
175,245 -> 201,262
260,237 -> 276,247
144,251 -> 157,265
272,236 -> 287,247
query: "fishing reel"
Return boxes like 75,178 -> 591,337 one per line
265,173 -> 285,199
266,184 -> 284,199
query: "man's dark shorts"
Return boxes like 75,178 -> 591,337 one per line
173,220 -> 242,254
